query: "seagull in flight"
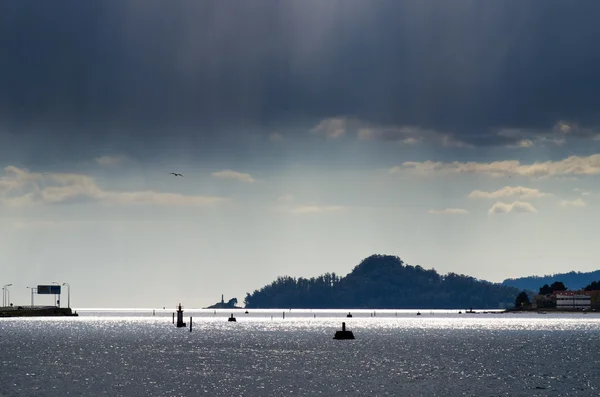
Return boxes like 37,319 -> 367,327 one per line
170,172 -> 183,177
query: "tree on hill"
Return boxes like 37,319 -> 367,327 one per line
550,281 -> 567,292
539,282 -> 567,295
515,291 -> 530,308
539,284 -> 552,295
584,280 -> 600,291
244,254 -> 519,309
227,298 -> 238,307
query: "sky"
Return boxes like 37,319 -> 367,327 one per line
2,1 -> 600,308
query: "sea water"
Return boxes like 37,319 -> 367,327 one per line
1,309 -> 599,396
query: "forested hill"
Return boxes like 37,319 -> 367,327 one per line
502,270 -> 600,292
244,255 -> 519,309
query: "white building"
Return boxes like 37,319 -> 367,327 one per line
555,294 -> 591,309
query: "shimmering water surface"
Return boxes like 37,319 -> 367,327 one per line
1,309 -> 599,396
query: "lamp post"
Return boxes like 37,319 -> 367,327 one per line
26,287 -> 36,307
62,282 -> 70,308
2,284 -> 11,307
52,281 -> 60,307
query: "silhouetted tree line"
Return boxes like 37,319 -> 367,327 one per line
514,291 -> 530,308
539,281 -> 567,295
244,255 -> 520,309
502,270 -> 600,291
584,280 -> 600,291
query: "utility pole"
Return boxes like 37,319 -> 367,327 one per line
26,287 -> 37,307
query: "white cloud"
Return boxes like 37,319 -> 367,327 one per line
269,132 -> 283,142
311,117 -> 348,139
573,188 -> 591,196
506,139 -> 534,148
428,208 -> 468,215
468,186 -> 546,200
402,137 -> 421,145
559,198 -> 586,208
488,201 -> 538,214
95,156 -> 126,166
555,121 -> 574,134
358,125 -> 469,147
291,205 -> 345,214
211,170 -> 256,183
396,154 -> 600,177
0,166 -> 227,207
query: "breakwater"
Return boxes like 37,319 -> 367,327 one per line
0,306 -> 78,317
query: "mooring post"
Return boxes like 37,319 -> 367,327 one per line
283,311 -> 285,319
153,309 -> 155,316
172,312 -> 175,324
342,322 -> 346,332
189,317 -> 192,332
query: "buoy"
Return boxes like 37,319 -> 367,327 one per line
228,313 -> 236,322
346,312 -> 352,318
333,322 -> 355,340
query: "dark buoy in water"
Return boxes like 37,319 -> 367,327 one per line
245,310 -> 249,314
346,312 -> 353,318
176,303 -> 186,328
333,322 -> 355,340
417,311 -> 421,316
228,313 -> 236,322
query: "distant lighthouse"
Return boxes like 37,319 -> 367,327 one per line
176,303 -> 186,328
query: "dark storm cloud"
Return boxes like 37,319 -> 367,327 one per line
2,1 -> 600,146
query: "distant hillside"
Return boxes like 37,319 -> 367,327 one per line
502,270 -> 600,292
244,254 -> 520,309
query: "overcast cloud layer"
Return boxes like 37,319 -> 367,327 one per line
2,1 -> 600,145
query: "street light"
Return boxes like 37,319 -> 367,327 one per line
26,287 -> 36,307
62,283 -> 70,309
2,284 -> 12,307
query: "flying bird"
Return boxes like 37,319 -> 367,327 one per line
170,173 -> 183,177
